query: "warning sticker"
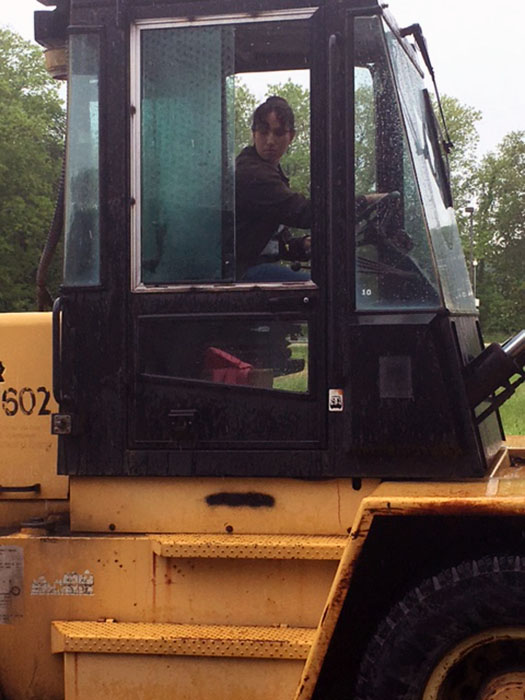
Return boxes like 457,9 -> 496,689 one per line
328,389 -> 344,412
31,570 -> 94,596
0,546 -> 24,624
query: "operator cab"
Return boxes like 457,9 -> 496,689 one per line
38,0 -> 503,479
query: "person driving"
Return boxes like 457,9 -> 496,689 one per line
235,96 -> 311,281
235,95 -> 395,282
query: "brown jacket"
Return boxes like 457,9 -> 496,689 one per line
235,146 -> 311,275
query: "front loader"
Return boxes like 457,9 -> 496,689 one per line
0,0 -> 525,697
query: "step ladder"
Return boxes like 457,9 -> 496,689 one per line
52,534 -> 347,699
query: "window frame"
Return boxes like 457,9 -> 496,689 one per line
129,9 -> 317,293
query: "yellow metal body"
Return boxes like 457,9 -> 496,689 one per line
70,475 -> 377,535
1,313 -> 525,698
0,531 -> 338,698
61,654 -> 305,700
0,313 -> 67,529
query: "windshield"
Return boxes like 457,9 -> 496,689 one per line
353,16 -> 476,313
354,17 -> 440,311
383,20 -> 476,313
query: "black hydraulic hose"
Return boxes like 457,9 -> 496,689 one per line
36,155 -> 65,311
36,72 -> 68,312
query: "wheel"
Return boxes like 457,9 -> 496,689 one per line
354,554 -> 525,700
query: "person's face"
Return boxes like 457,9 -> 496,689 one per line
253,111 -> 295,165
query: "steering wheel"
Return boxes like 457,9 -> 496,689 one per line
356,190 -> 399,223
356,191 -> 414,253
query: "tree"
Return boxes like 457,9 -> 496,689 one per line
438,95 -> 482,237
0,28 -> 65,312
233,78 -> 256,157
265,79 -> 311,196
355,81 -> 376,194
474,131 -> 525,334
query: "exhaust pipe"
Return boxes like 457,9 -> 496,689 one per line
502,329 -> 525,366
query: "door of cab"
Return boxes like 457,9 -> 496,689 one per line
127,6 -> 348,477
55,2 -> 354,478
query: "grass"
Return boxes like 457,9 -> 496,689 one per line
273,342 -> 308,393
499,381 -> 525,436
484,334 -> 525,436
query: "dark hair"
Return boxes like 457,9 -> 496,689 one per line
251,96 -> 295,133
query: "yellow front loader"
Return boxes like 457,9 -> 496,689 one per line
1,0 -> 525,698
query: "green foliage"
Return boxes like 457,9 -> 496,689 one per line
474,132 -> 525,335
233,78 -> 256,158
438,95 -> 482,235
0,28 -> 65,312
355,81 -> 376,194
265,79 -> 310,196
273,341 -> 308,393
435,100 -> 524,337
499,382 -> 525,436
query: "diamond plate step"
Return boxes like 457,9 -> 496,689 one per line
150,533 -> 347,560
52,621 -> 316,659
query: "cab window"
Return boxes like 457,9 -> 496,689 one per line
132,16 -> 313,287
354,16 -> 441,311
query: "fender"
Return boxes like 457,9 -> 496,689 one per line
297,437 -> 525,699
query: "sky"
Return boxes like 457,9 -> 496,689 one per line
2,0 -> 523,156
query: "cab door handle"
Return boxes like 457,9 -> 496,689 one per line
268,295 -> 315,309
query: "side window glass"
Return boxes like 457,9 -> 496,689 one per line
140,27 -> 235,283
139,317 -> 309,394
355,67 -> 376,194
134,18 -> 313,287
64,33 -> 101,286
384,24 -> 474,311
234,70 -> 311,283
354,16 -> 440,311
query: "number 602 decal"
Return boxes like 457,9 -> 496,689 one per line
1,387 -> 52,417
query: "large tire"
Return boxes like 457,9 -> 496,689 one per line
354,554 -> 525,700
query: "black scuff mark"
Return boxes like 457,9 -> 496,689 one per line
0,361 -> 4,382
205,492 -> 275,508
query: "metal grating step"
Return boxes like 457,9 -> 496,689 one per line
150,533 -> 347,560
51,621 -> 316,659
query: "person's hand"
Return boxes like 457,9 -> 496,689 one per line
356,192 -> 413,252
280,233 -> 311,261
302,235 -> 311,257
